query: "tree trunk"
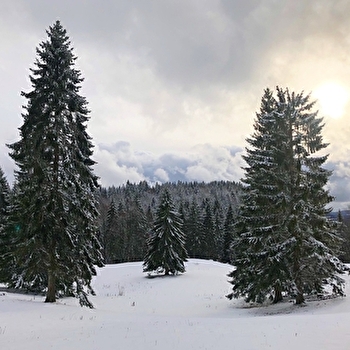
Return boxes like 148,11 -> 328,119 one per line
273,285 -> 283,303
295,292 -> 304,305
45,271 -> 56,303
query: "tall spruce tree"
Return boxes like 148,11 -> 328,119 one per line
5,21 -> 103,307
184,200 -> 201,258
338,210 -> 350,262
228,87 -> 346,305
143,190 -> 188,275
125,197 -> 148,261
104,199 -> 119,263
221,205 -> 235,263
0,167 -> 10,228
200,199 -> 215,259
0,167 -> 11,282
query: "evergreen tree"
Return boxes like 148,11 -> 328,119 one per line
228,87 -> 346,305
125,197 -> 148,261
115,201 -> 128,261
143,190 -> 188,275
221,205 -> 235,263
336,210 -> 350,263
184,200 -> 201,258
103,201 -> 128,263
0,167 -> 11,282
0,167 -> 10,228
104,199 -> 119,263
200,199 -> 215,259
213,208 -> 224,261
4,21 -> 103,307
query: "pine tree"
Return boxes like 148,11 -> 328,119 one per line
0,167 -> 11,282
200,199 -> 215,259
0,167 -> 10,228
124,197 -> 148,261
104,199 -> 119,263
184,200 -> 201,258
221,205 -> 235,263
228,87 -> 346,305
143,190 -> 188,275
213,208 -> 224,261
338,210 -> 350,262
5,21 -> 103,307
116,201 -> 129,262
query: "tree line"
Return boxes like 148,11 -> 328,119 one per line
98,180 -> 242,264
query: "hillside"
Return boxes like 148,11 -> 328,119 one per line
1,260 -> 350,350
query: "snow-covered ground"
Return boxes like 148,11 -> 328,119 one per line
1,259 -> 350,350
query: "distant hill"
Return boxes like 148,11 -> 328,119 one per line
328,209 -> 350,222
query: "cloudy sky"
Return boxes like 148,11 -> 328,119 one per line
1,0 -> 350,209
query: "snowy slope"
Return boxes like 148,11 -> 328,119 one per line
1,259 -> 350,350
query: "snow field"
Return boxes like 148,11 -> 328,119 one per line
0,259 -> 350,349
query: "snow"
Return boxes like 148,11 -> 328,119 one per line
1,259 -> 350,349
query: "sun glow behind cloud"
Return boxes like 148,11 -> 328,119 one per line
314,82 -> 349,119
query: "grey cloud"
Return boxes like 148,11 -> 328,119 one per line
5,1 -> 350,92
143,153 -> 194,183
96,142 -> 195,185
95,142 -> 244,187
328,178 -> 350,210
16,0 -> 134,43
229,146 -> 243,157
7,1 -> 349,123
159,154 -> 194,172
0,145 -> 15,185
325,161 -> 350,210
99,141 -> 130,152
11,0 -> 315,91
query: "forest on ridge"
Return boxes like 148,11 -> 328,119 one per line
97,180 -> 242,264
